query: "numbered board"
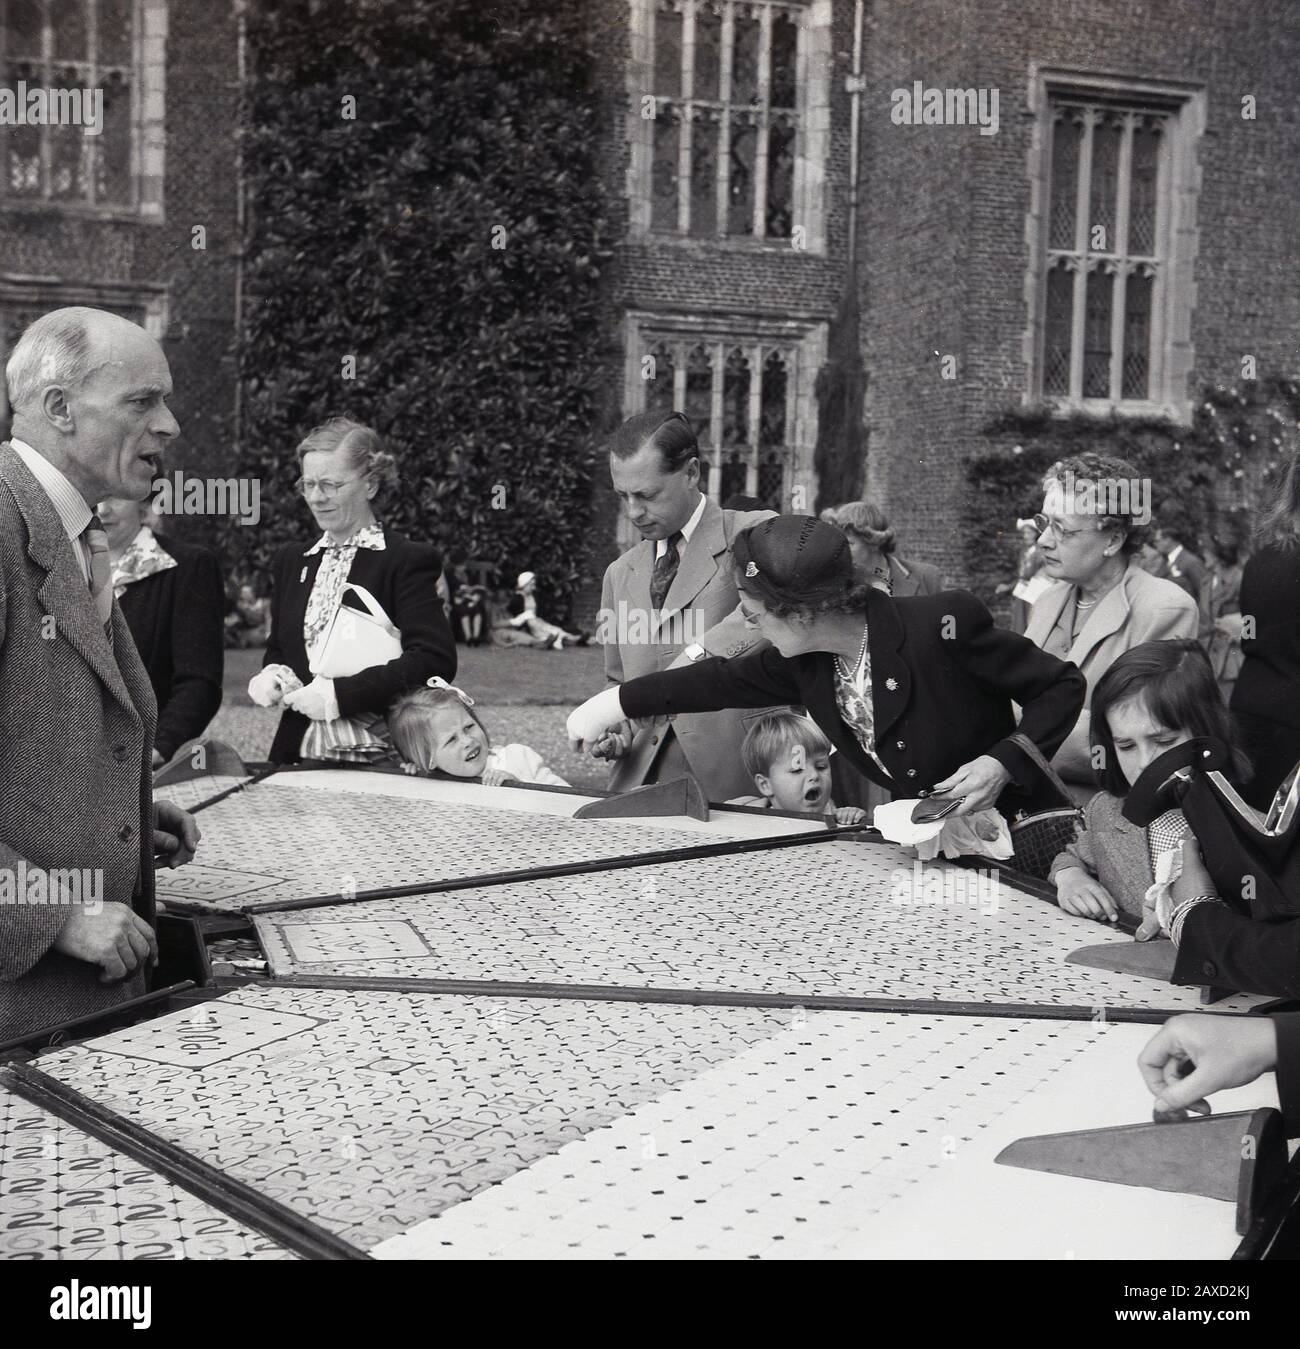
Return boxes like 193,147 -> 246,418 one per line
154,782 -> 770,913
253,840 -> 1261,1014
31,987 -> 798,1252
0,1083 -> 294,1261
371,1014 -> 1268,1261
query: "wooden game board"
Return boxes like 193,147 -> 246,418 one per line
0,1083 -> 295,1261
370,1015 -> 1280,1261
29,987 -> 803,1251
153,780 -> 818,914
252,840 -> 1263,1015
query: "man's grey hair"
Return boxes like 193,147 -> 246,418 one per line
4,306 -> 115,414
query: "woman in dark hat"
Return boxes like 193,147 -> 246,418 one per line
568,515 -> 1086,817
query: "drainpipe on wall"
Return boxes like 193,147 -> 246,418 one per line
232,0 -> 248,454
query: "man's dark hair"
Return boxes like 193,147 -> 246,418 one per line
606,409 -> 699,473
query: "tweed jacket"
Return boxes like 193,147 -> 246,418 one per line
1024,563 -> 1199,785
1048,789 -> 1153,919
600,499 -> 776,802
0,445 -> 158,1040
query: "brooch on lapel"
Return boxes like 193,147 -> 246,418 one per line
885,677 -> 899,691
744,562 -> 759,577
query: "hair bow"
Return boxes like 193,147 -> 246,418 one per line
426,676 -> 475,706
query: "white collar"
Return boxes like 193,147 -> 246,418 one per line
304,521 -> 387,555
9,438 -> 93,543
655,492 -> 708,558
1167,544 -> 1183,565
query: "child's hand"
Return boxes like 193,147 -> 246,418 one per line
481,767 -> 509,787
400,760 -> 419,776
834,806 -> 868,827
1055,867 -> 1119,923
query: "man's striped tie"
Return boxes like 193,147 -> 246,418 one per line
83,515 -> 114,632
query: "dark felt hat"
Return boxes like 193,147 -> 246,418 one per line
732,515 -> 853,605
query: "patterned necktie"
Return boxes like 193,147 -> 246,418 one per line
83,515 -> 114,631
650,531 -> 683,610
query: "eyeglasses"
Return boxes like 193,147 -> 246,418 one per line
1032,512 -> 1107,543
295,477 -> 363,499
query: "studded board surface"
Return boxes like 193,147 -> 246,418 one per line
370,1014 -> 1271,1261
154,782 -> 780,913
0,1083 -> 295,1261
31,986 -> 804,1251
152,774 -> 251,813
253,839 -> 1262,1013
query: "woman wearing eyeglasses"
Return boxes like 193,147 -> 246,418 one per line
248,417 -> 456,764
1023,452 -> 1199,802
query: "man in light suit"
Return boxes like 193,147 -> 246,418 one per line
594,409 -> 776,803
0,307 -> 200,1040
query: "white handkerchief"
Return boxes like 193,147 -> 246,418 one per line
923,810 -> 1014,862
872,799 -> 946,848
1144,845 -> 1185,935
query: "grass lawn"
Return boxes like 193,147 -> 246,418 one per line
210,644 -> 612,791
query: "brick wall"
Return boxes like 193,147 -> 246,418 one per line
859,0 -> 1300,593
0,0 -> 239,552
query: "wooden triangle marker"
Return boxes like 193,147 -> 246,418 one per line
995,1108 -> 1288,1234
1066,940 -> 1176,983
573,775 -> 710,822
154,738 -> 248,786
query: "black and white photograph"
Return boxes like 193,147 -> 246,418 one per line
0,0 -> 1298,1316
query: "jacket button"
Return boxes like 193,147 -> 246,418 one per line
896,740 -> 906,750
1202,962 -> 1218,978
112,745 -> 127,762
906,769 -> 917,778
651,735 -> 659,745
118,824 -> 133,842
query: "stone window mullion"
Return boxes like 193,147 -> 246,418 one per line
1107,113 -> 1135,403
678,0 -> 696,233
746,341 -> 763,493
1067,110 -> 1096,402
714,2 -> 734,238
752,3 -> 772,239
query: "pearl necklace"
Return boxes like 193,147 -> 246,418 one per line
836,624 -> 870,679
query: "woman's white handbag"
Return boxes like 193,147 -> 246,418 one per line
308,583 -> 402,678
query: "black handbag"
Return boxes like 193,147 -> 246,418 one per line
1122,738 -> 1300,919
1006,731 -> 1086,880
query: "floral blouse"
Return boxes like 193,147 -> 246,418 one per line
110,526 -> 177,599
831,635 -> 892,779
302,521 -> 386,660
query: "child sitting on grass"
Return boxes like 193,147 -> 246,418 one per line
389,678 -> 569,787
728,712 -> 867,826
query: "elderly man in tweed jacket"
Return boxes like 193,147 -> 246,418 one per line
0,307 -> 200,1041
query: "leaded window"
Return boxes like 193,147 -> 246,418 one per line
646,0 -> 802,240
1038,97 -> 1173,408
0,0 -> 139,210
640,334 -> 794,509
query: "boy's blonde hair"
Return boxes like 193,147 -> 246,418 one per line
389,685 -> 489,771
741,712 -> 832,780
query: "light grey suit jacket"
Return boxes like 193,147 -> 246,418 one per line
1024,563 -> 1198,785
0,444 -> 158,1040
600,499 -> 776,802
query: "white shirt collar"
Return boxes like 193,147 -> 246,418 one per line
655,492 -> 708,559
9,438 -> 93,544
304,521 -> 387,555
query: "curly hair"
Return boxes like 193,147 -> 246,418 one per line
1042,451 -> 1151,556
819,501 -> 897,553
296,417 -> 400,501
